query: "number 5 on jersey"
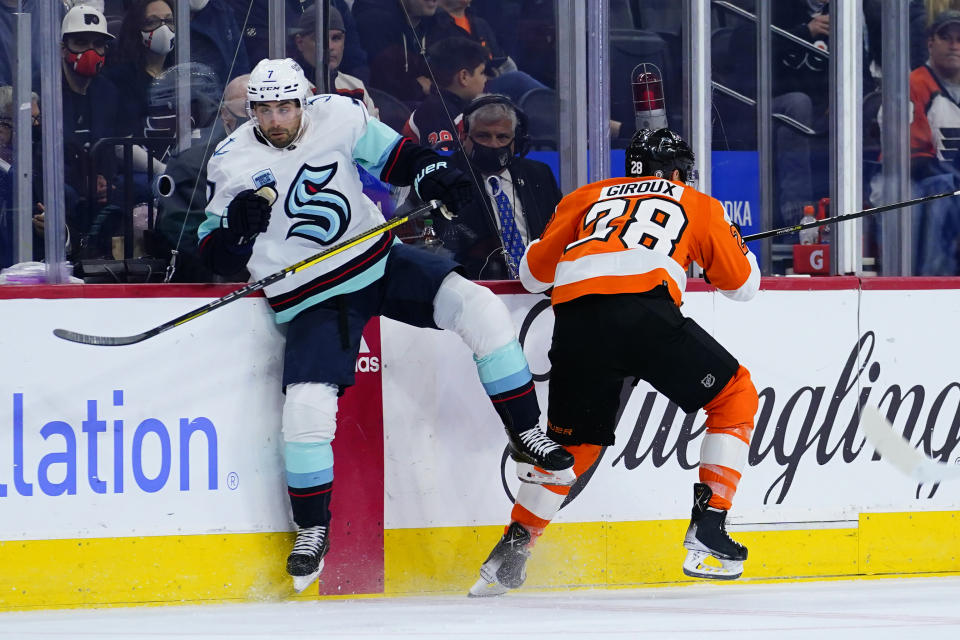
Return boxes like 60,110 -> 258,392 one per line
565,196 -> 688,256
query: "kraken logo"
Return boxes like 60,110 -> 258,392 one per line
285,163 -> 351,245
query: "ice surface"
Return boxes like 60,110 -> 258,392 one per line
1,576 -> 959,639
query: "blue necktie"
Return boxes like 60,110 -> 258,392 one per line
488,175 -> 525,277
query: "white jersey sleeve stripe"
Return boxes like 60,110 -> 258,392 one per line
554,248 -> 689,293
717,252 -> 760,302
519,240 -> 552,293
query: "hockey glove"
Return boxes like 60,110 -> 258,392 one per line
225,188 -> 273,238
413,159 -> 473,215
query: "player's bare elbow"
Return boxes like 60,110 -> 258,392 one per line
718,252 -> 760,302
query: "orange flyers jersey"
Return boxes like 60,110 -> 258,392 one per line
909,64 -> 960,162
519,176 -> 760,307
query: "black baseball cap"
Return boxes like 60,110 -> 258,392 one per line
930,10 -> 960,36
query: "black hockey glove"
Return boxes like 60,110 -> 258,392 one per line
224,188 -> 272,237
413,159 -> 473,214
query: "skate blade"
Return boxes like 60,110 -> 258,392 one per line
467,575 -> 510,598
291,559 -> 325,593
682,549 -> 743,580
516,462 -> 576,486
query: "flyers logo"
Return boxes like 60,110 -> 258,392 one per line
286,163 -> 351,245
730,224 -> 748,255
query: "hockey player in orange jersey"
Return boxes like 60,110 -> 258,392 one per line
469,128 -> 762,596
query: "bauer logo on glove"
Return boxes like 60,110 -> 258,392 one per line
414,158 -> 473,214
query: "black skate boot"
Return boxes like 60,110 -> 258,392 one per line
286,525 -> 329,592
507,426 -> 575,486
468,522 -> 532,597
682,483 -> 747,580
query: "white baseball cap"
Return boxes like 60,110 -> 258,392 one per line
61,5 -> 115,40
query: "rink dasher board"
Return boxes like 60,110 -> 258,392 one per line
383,280 -> 960,530
0,294 -> 290,539
0,280 -> 957,608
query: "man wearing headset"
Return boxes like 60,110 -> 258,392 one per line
436,94 -> 562,280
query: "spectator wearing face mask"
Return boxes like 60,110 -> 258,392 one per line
60,5 -> 122,210
435,94 -> 561,280
104,0 -> 176,138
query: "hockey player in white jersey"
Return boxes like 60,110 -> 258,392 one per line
199,58 -> 574,593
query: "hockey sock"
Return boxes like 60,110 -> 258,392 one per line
510,443 -> 602,543
475,340 -> 540,431
700,366 -> 758,511
285,441 -> 334,527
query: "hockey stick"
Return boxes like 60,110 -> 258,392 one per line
53,199 -> 447,346
860,406 -> 960,483
742,189 -> 960,242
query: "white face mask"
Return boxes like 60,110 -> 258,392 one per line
189,0 -> 209,10
142,25 -> 175,56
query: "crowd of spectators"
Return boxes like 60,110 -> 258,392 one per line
0,0 -> 563,281
0,1 -> 958,280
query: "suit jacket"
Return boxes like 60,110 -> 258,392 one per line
438,151 -> 561,280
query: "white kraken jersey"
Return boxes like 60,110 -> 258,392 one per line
200,94 -> 403,323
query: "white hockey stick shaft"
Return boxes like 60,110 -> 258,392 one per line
860,406 -> 960,483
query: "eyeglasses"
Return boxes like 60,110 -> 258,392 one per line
142,16 -> 176,32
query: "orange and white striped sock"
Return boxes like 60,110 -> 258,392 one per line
509,443 -> 602,544
699,366 -> 758,511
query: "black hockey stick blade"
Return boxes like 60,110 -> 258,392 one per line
861,406 -> 960,483
53,200 -> 444,346
53,327 -> 160,346
743,189 -> 960,242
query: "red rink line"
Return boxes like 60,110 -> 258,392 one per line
484,276 -> 960,295
1,276 -> 959,299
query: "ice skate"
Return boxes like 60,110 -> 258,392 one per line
682,483 -> 747,580
287,525 -> 329,592
508,427 -> 575,486
468,522 -> 532,597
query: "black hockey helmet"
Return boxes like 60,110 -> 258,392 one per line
625,127 -> 695,183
